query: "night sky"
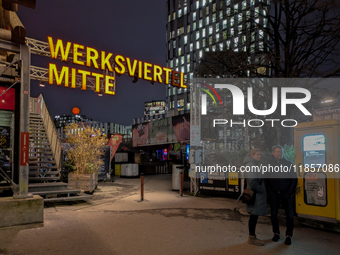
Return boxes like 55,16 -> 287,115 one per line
17,0 -> 167,126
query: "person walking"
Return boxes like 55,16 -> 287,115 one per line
266,145 -> 297,245
243,148 -> 267,246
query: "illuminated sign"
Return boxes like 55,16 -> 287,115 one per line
48,37 -> 187,95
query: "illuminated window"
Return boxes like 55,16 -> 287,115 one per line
226,40 -> 230,49
199,50 -> 203,58
223,31 -> 227,40
255,7 -> 259,18
238,25 -> 242,34
190,43 -> 193,51
212,45 -> 216,52
199,19 -> 203,28
213,3 -> 216,12
234,3 -> 238,13
202,0 -> 206,6
230,27 -> 234,36
263,18 -> 267,28
216,23 -> 219,32
196,41 -> 200,49
187,64 -> 190,72
184,7 -> 187,14
202,29 -> 206,37
173,12 -> 176,20
259,41 -> 264,51
187,54 -> 190,62
181,66 -> 185,73
196,1 -> 199,9
187,25 -> 190,32
238,13 -> 242,23
193,12 -> 196,21
220,10 -> 223,19
242,1 -> 247,10
227,8 -> 231,16
170,60 -> 173,68
212,13 -> 216,22
255,18 -> 260,24
226,0 -> 231,6
196,31 -> 200,40
223,20 -> 227,29
243,46 -> 247,52
250,43 -> 255,53
251,0 -> 255,5
184,35 -> 188,44
168,15 -> 171,22
230,17 -> 234,26
234,37 -> 238,47
178,27 -> 184,35
202,38 -> 206,47
216,33 -> 220,41
234,47 -> 239,52
259,30 -> 264,39
242,35 -> 247,43
206,6 -> 209,15
173,40 -> 176,48
219,43 -> 223,50
178,47 -> 182,56
206,16 -> 209,24
251,32 -> 255,42
209,25 -> 213,34
209,36 -> 213,44
176,58 -> 179,66
193,22 -> 196,30
178,9 -> 182,17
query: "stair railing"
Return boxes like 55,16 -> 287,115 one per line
29,94 -> 62,178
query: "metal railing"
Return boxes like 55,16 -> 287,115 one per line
29,94 -> 62,177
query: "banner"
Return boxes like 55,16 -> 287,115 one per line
108,135 -> 123,161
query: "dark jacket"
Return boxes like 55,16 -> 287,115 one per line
243,156 -> 267,216
265,156 -> 297,195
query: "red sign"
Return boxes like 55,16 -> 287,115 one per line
20,132 -> 29,166
0,86 -> 15,111
108,135 -> 123,161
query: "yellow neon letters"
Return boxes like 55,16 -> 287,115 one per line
48,37 -> 188,95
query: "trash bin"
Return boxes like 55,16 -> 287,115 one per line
172,164 -> 184,190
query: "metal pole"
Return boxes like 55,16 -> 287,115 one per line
140,173 -> 144,201
180,171 -> 183,196
15,44 -> 32,198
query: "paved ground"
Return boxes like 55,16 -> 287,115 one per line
0,174 -> 339,255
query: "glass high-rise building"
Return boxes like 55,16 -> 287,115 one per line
165,0 -> 270,113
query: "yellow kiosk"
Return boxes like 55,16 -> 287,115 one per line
294,119 -> 340,223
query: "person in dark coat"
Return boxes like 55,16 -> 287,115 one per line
265,145 -> 297,245
243,148 -> 267,246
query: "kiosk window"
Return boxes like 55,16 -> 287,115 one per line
303,135 -> 326,167
304,172 -> 327,206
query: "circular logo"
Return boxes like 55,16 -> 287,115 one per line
72,107 -> 80,115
